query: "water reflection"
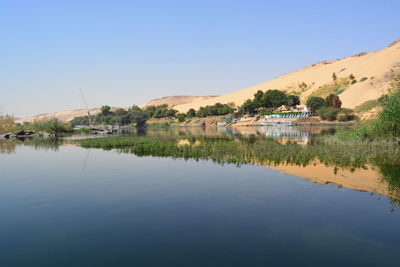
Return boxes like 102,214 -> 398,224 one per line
2,126 -> 399,204
76,127 -> 400,204
134,125 -> 338,141
0,138 -> 61,154
2,128 -> 400,266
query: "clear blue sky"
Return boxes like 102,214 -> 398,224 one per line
1,0 -> 399,117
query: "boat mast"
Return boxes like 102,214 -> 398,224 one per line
80,89 -> 92,126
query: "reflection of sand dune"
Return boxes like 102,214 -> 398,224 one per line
269,161 -> 397,200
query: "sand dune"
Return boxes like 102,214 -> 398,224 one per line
175,39 -> 400,112
142,95 -> 218,107
17,40 -> 400,122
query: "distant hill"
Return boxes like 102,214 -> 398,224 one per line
174,39 -> 400,112
142,95 -> 218,108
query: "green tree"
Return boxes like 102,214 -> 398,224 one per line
217,105 -> 233,115
100,105 -> 111,116
287,95 -> 300,107
306,96 -> 325,112
177,113 -> 187,122
129,110 -> 148,127
332,72 -> 337,81
114,108 -> 127,116
196,107 -> 208,118
240,99 -> 256,114
325,94 -> 335,107
253,90 -> 264,108
187,108 -> 196,118
262,90 -> 288,108
332,95 -> 342,108
379,77 -> 400,138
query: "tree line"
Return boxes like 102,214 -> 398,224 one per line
237,89 -> 300,114
71,104 -> 179,127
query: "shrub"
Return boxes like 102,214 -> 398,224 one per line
337,109 -> 355,122
287,95 -> 300,107
0,115 -> 16,133
378,82 -> 400,138
354,100 -> 380,113
318,107 -> 340,121
177,113 -> 187,122
359,77 -> 368,82
186,108 -> 196,118
332,95 -> 342,108
306,96 -> 325,112
324,94 -> 342,108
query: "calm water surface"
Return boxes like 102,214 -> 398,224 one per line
1,127 -> 400,266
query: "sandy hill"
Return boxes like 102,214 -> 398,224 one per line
174,39 -> 400,112
16,107 -> 120,123
142,95 -> 218,107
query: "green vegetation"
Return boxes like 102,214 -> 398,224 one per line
299,82 -> 308,90
328,77 -> 400,141
24,119 -> 73,133
176,113 -> 187,122
71,104 -> 183,127
238,89 -> 299,115
359,77 -> 368,82
0,115 -> 16,133
306,93 -> 354,121
71,105 -> 148,127
76,135 -> 400,166
195,103 -> 234,117
324,94 -> 342,108
186,108 -> 196,118
1,116 -> 73,134
336,109 -> 355,122
306,96 -> 325,112
354,99 -> 380,113
142,104 -> 178,118
309,78 -> 350,98
349,74 -> 357,84
317,107 -> 340,121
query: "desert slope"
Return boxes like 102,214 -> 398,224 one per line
175,40 -> 400,112
142,95 -> 218,107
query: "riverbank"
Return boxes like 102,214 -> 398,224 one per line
146,116 -> 355,128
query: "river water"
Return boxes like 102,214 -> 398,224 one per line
0,126 -> 399,266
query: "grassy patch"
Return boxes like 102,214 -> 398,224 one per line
354,100 -> 380,113
309,78 -> 350,98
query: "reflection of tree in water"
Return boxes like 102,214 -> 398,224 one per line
0,138 -> 61,154
0,139 -> 19,154
77,135 -> 400,203
377,164 -> 400,204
